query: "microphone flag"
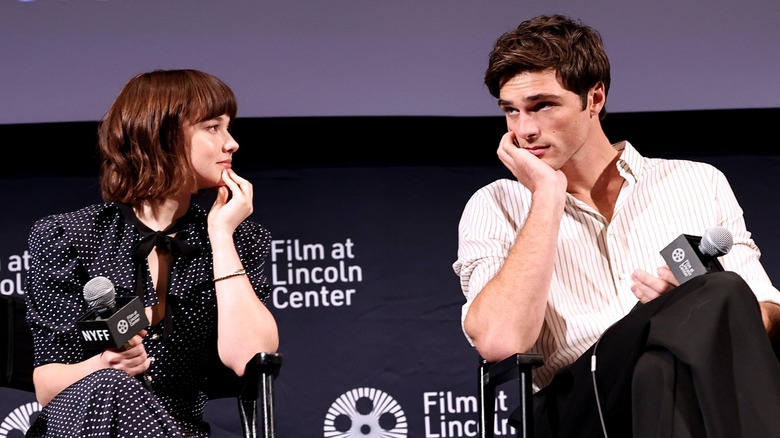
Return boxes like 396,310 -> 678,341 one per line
76,296 -> 148,351
660,234 -> 725,285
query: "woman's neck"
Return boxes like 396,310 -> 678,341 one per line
133,196 -> 190,232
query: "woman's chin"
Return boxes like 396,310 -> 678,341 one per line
198,177 -> 226,189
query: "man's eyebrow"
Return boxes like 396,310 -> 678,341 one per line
499,93 -> 560,107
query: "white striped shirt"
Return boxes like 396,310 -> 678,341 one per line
453,141 -> 780,391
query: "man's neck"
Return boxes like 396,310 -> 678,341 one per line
564,139 -> 623,221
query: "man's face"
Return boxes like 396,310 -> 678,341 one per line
497,69 -> 597,170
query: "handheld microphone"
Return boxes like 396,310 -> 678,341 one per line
659,226 -> 733,284
77,276 -> 148,350
698,226 -> 734,258
78,276 -> 153,389
83,276 -> 119,318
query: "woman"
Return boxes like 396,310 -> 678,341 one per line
24,69 -> 279,437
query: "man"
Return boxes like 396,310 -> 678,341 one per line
453,14 -> 780,437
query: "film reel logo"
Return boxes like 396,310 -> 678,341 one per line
324,387 -> 408,437
0,402 -> 41,437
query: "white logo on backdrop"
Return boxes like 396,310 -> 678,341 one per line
271,238 -> 363,310
323,387 -> 407,437
0,402 -> 41,437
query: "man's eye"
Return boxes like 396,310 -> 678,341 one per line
534,102 -> 553,111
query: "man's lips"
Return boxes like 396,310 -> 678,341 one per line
524,145 -> 549,157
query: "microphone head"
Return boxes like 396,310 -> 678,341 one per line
699,227 -> 733,257
83,276 -> 117,310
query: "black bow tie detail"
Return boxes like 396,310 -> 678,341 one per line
119,204 -> 200,262
132,228 -> 200,262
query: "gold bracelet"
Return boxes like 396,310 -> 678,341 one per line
213,268 -> 247,282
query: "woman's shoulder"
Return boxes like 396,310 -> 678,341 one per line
33,203 -> 120,231
29,203 -> 124,246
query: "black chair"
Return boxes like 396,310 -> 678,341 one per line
205,351 -> 283,438
0,294 -> 282,438
479,353 -> 544,438
1,295 -> 34,393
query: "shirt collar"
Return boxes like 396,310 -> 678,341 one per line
614,140 -> 644,185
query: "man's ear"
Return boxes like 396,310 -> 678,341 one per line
589,82 -> 606,117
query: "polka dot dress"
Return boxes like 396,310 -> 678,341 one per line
24,202 -> 272,437
26,369 -> 183,437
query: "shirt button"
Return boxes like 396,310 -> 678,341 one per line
150,334 -> 161,340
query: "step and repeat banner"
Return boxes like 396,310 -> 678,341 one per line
2,156 -> 780,437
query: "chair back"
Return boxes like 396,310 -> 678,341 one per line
0,295 -> 34,392
479,353 -> 543,438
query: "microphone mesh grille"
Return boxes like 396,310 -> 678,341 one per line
83,276 -> 116,309
699,227 -> 734,257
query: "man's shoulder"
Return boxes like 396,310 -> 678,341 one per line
644,156 -> 722,175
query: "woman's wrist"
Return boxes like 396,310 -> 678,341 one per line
213,268 -> 247,282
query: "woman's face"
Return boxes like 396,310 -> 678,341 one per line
184,114 -> 238,189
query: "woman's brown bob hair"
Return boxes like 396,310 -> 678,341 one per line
98,69 -> 238,204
